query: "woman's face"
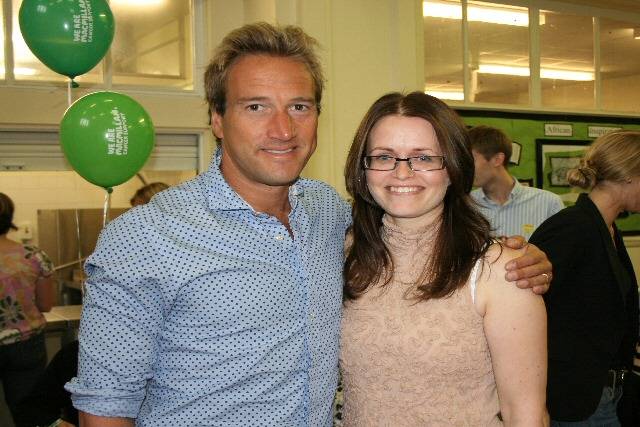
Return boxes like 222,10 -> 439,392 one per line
365,115 -> 450,227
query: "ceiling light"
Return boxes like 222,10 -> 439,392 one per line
478,64 -> 530,76
425,90 -> 464,101
110,0 -> 165,6
477,64 -> 594,81
423,1 -> 541,27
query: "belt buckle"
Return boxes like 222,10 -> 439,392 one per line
609,369 -> 627,389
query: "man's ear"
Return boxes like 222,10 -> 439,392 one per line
211,111 -> 224,140
491,152 -> 506,167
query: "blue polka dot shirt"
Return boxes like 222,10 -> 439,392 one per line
66,148 -> 351,426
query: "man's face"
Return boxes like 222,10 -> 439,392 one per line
212,55 -> 318,193
472,149 -> 495,188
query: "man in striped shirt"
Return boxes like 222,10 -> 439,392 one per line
469,125 -> 564,240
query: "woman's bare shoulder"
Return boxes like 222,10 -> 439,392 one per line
481,242 -> 525,277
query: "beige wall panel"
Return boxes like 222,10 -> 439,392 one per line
0,87 -> 208,130
298,0 -> 423,196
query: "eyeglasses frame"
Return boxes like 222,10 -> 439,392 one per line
362,155 -> 447,172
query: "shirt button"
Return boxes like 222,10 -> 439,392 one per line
275,235 -> 284,241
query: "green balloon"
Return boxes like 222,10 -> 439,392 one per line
60,92 -> 155,189
19,0 -> 115,78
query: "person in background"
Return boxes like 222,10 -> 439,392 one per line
67,23 -> 552,426
14,182 -> 170,427
530,130 -> 640,426
129,182 -> 169,207
469,125 -> 564,239
0,192 -> 56,427
340,92 -> 548,426
617,339 -> 640,426
14,340 -> 79,427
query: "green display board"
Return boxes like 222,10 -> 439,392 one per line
458,110 -> 640,235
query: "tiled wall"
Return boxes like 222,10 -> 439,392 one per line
1,170 -> 196,246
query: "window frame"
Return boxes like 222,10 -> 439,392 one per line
1,0 -> 204,96
424,0 -> 640,116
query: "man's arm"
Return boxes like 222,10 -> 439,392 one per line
66,217 -> 167,420
80,412 -> 134,427
502,235 -> 552,294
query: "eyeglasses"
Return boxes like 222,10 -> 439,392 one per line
363,155 -> 446,171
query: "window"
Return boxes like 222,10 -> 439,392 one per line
600,18 -> 640,112
6,0 -> 194,90
0,4 -> 4,80
424,0 -> 464,100
110,0 -> 193,89
423,0 -> 640,114
468,1 -> 530,105
540,10 -> 594,109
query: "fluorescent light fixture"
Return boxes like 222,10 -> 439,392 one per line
423,1 -> 539,27
540,68 -> 594,81
478,64 -> 529,76
425,90 -> 465,101
110,0 -> 165,6
477,64 -> 594,81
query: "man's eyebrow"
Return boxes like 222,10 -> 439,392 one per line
290,96 -> 315,103
235,96 -> 270,103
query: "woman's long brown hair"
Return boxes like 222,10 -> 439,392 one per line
343,92 -> 493,301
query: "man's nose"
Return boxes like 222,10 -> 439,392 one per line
267,110 -> 295,140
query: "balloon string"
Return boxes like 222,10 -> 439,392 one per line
67,80 -> 72,107
74,208 -> 83,266
102,188 -> 112,228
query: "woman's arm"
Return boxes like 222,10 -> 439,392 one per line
80,411 -> 134,427
475,244 -> 549,426
35,274 -> 56,312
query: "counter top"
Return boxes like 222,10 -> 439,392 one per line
44,305 -> 82,330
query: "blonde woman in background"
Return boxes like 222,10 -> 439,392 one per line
530,131 -> 640,426
0,192 -> 56,426
129,182 -> 169,207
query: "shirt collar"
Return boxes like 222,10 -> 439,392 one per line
205,146 -> 305,212
509,176 -> 524,199
478,175 -> 521,205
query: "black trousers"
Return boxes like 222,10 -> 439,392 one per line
618,372 -> 640,427
0,333 -> 47,427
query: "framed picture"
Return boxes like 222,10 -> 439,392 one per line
535,139 -> 591,191
510,141 -> 522,165
518,178 -> 534,187
536,138 -> 640,235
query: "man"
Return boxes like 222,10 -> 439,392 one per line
67,23 -> 551,426
470,125 -> 564,239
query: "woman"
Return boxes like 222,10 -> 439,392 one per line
129,182 -> 169,207
340,92 -> 548,426
530,131 -> 640,426
0,192 -> 56,425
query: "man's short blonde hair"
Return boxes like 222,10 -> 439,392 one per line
204,22 -> 324,117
